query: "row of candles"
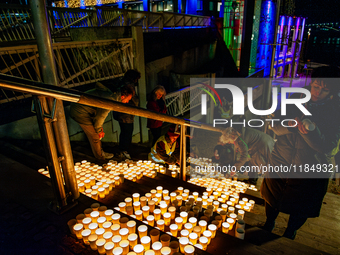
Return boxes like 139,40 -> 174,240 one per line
38,160 -> 181,200
68,181 -> 254,255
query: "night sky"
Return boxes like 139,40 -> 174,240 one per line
294,0 -> 340,23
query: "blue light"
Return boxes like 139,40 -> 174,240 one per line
186,0 -> 198,15
255,0 -> 276,77
80,0 -> 85,8
64,0 -> 68,7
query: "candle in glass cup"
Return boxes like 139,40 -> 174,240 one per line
81,229 -> 91,245
132,193 -> 140,202
153,208 -> 161,221
156,186 -> 163,194
112,235 -> 122,247
88,234 -> 98,250
160,247 -> 171,255
140,196 -> 147,207
96,238 -> 106,254
133,244 -> 144,255
133,210 -> 142,221
226,218 -> 235,230
184,223 -> 193,233
122,220 -> 134,233
202,230 -> 212,245
183,245 -> 195,255
128,233 -> 138,249
97,216 -> 106,228
156,219 -> 165,231
142,206 -> 150,218
188,217 -> 197,227
166,206 -> 176,220
169,224 -> 178,237
222,222 -> 230,233
84,208 -> 93,217
198,220 -> 207,233
103,222 -> 112,232
138,225 -> 148,238
163,212 -> 171,226
95,228 -> 105,239
175,217 -> 183,230
119,240 -> 129,254
120,217 -> 129,229
198,236 -> 208,250
147,215 -> 155,227
88,222 -> 98,235
103,231 -> 113,243
244,205 -> 250,212
188,232 -> 198,245
152,242 -> 162,255
104,209 -> 114,221
76,213 -> 86,223
82,217 -> 92,229
125,197 -> 133,207
176,196 -> 183,207
155,193 -> 162,203
208,224 -> 217,238
119,228 -> 129,240
180,212 -> 188,224
133,202 -> 141,212
177,187 -> 183,195
141,236 -> 151,251
179,237 -> 189,253
159,203 -> 168,215
170,193 -> 177,202
111,224 -> 120,235
118,202 -> 127,213
150,189 -> 157,198
111,213 -> 121,224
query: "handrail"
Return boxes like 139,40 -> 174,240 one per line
0,74 -> 222,134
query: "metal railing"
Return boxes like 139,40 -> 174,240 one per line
165,83 -> 207,117
0,4 -> 210,42
0,38 -> 133,104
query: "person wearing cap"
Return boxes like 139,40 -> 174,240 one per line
261,66 -> 340,239
148,125 -> 180,164
70,82 -> 134,161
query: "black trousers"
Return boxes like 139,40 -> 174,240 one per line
150,127 -> 162,146
119,122 -> 134,152
265,202 -> 307,237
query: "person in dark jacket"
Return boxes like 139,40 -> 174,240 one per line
219,127 -> 275,184
261,66 -> 340,239
70,82 -> 134,161
147,85 -> 167,146
149,125 -> 180,164
114,69 -> 141,160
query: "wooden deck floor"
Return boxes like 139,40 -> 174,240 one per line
247,178 -> 340,255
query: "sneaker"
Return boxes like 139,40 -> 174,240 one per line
121,151 -> 131,160
102,151 -> 114,159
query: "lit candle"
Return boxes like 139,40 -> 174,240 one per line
128,233 -> 138,249
160,247 -> 171,255
156,186 -> 163,193
153,219 -> 164,231
76,213 -> 86,223
88,234 -> 98,250
147,215 -> 155,227
222,222 -> 230,233
112,235 -> 122,247
95,228 -> 105,239
175,217 -> 183,230
189,232 -> 198,245
119,240 -> 129,254
199,236 -> 208,250
133,244 -> 144,255
138,225 -> 148,238
163,212 -> 171,226
142,206 -> 150,218
127,220 -> 136,234
82,217 -> 92,229
202,230 -> 212,245
152,241 -> 162,255
88,222 -> 98,235
81,229 -> 91,245
169,224 -> 178,237
141,236 -> 151,251
208,224 -> 217,238
133,202 -> 141,212
184,223 -> 193,233
183,244 -> 195,255
153,209 -> 162,221
238,209 -> 245,220
226,218 -> 235,230
97,217 -> 106,228
180,212 -> 188,224
111,224 -> 120,235
188,217 -> 197,227
95,239 -> 106,254
111,213 -> 121,224
176,196 -> 183,207
132,193 -> 140,202
119,202 -> 127,213
198,220 -> 207,233
119,228 -> 129,240
145,250 -> 156,255
135,210 -> 143,221
170,193 -> 177,202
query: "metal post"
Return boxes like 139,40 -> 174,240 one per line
179,125 -> 187,181
30,0 -> 79,207
34,95 -> 67,208
132,26 -> 149,143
